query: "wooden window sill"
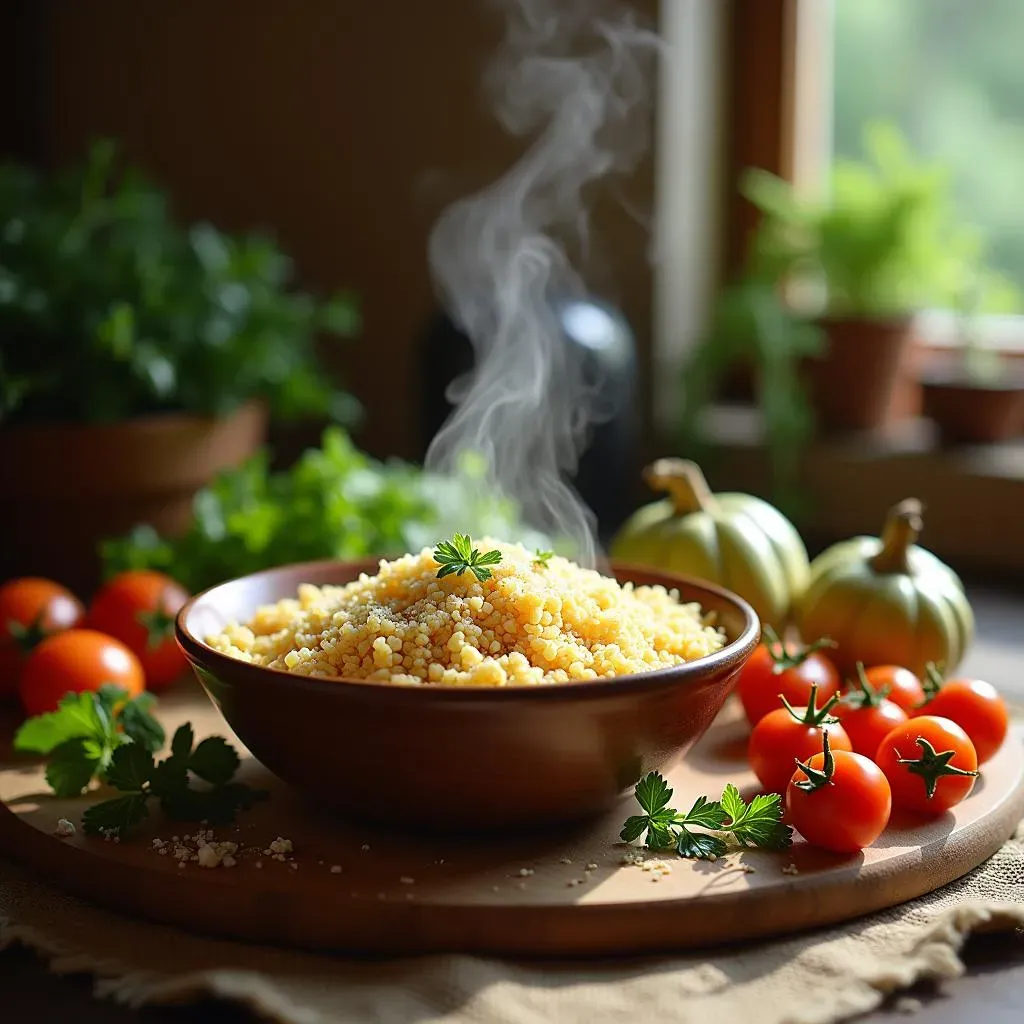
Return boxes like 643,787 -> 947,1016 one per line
662,404 -> 1024,579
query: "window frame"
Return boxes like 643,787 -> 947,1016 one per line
725,0 -> 1024,357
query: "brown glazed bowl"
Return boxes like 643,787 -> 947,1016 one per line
176,559 -> 760,832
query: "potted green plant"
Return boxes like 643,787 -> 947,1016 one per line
919,275 -> 1024,444
678,254 -> 824,518
741,122 -> 980,433
0,141 -> 360,592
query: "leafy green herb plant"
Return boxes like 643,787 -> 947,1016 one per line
620,771 -> 792,860
0,140 -> 360,426
102,427 -> 554,593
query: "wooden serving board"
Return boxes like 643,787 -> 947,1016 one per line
2,681 -> 1022,958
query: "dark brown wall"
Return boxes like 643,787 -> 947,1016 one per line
25,0 -> 658,460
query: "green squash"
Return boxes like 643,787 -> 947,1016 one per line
795,498 -> 974,679
610,458 -> 810,629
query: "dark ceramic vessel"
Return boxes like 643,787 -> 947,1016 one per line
176,559 -> 760,832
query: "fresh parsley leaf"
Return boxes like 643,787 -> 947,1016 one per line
45,738 -> 102,797
677,830 -> 728,860
634,771 -> 672,817
619,814 -> 650,843
161,781 -> 268,825
719,783 -> 747,825
95,684 -> 130,717
621,772 -> 792,860
82,793 -> 151,836
721,786 -> 792,851
171,723 -> 194,760
104,742 -> 156,792
150,756 -> 189,798
675,794 -> 728,830
118,694 -> 165,753
433,533 -> 503,582
645,818 -> 678,851
14,692 -> 104,754
188,736 -> 240,785
532,549 -> 554,568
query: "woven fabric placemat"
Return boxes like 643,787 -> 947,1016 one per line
1,814 -> 1022,1024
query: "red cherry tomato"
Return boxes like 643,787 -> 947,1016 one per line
860,664 -> 925,714
875,716 -> 979,816
19,628 -> 145,717
834,663 -> 910,757
0,577 -> 85,697
912,665 -> 1009,765
87,570 -> 189,691
786,733 -> 892,854
748,686 -> 853,794
738,629 -> 840,728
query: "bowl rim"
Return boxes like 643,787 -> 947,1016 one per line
175,557 -> 761,701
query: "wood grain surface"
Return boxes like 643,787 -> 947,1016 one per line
2,681 -> 1022,958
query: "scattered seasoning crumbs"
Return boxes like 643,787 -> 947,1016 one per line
400,876 -> 415,885
781,864 -> 799,876
54,818 -> 76,838
361,844 -> 370,851
585,862 -> 598,872
518,868 -> 535,877
330,865 -> 342,874
559,856 -> 573,865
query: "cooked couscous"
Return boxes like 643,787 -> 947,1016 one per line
206,539 -> 725,686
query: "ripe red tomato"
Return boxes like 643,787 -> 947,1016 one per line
748,686 -> 853,793
786,733 -> 892,854
0,577 -> 85,697
19,628 -> 145,717
87,571 -> 189,691
738,629 -> 840,728
834,663 -> 909,757
875,716 -> 979,816
913,666 -> 1008,765
860,664 -> 925,714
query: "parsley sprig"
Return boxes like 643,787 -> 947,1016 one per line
14,685 -> 165,797
83,723 -> 267,836
532,549 -> 554,568
620,772 -> 793,860
433,533 -> 503,582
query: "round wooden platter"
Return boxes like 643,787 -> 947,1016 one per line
1,681 -> 1022,958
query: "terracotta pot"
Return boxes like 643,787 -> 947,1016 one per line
0,401 -> 267,596
803,316 -> 915,433
921,367 -> 1024,445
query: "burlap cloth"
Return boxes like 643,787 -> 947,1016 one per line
1,809 -> 1022,1024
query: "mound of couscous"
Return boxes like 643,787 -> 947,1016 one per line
206,539 -> 725,686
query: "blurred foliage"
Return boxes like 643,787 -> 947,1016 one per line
833,0 -> 1024,311
742,122 -> 1018,318
0,140 -> 360,426
101,427 -> 555,594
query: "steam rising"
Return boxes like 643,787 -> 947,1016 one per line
425,0 -> 660,567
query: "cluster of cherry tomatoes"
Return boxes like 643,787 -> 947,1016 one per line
0,572 -> 191,717
737,629 -> 1010,854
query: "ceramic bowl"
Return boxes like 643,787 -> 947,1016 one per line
176,559 -> 759,832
